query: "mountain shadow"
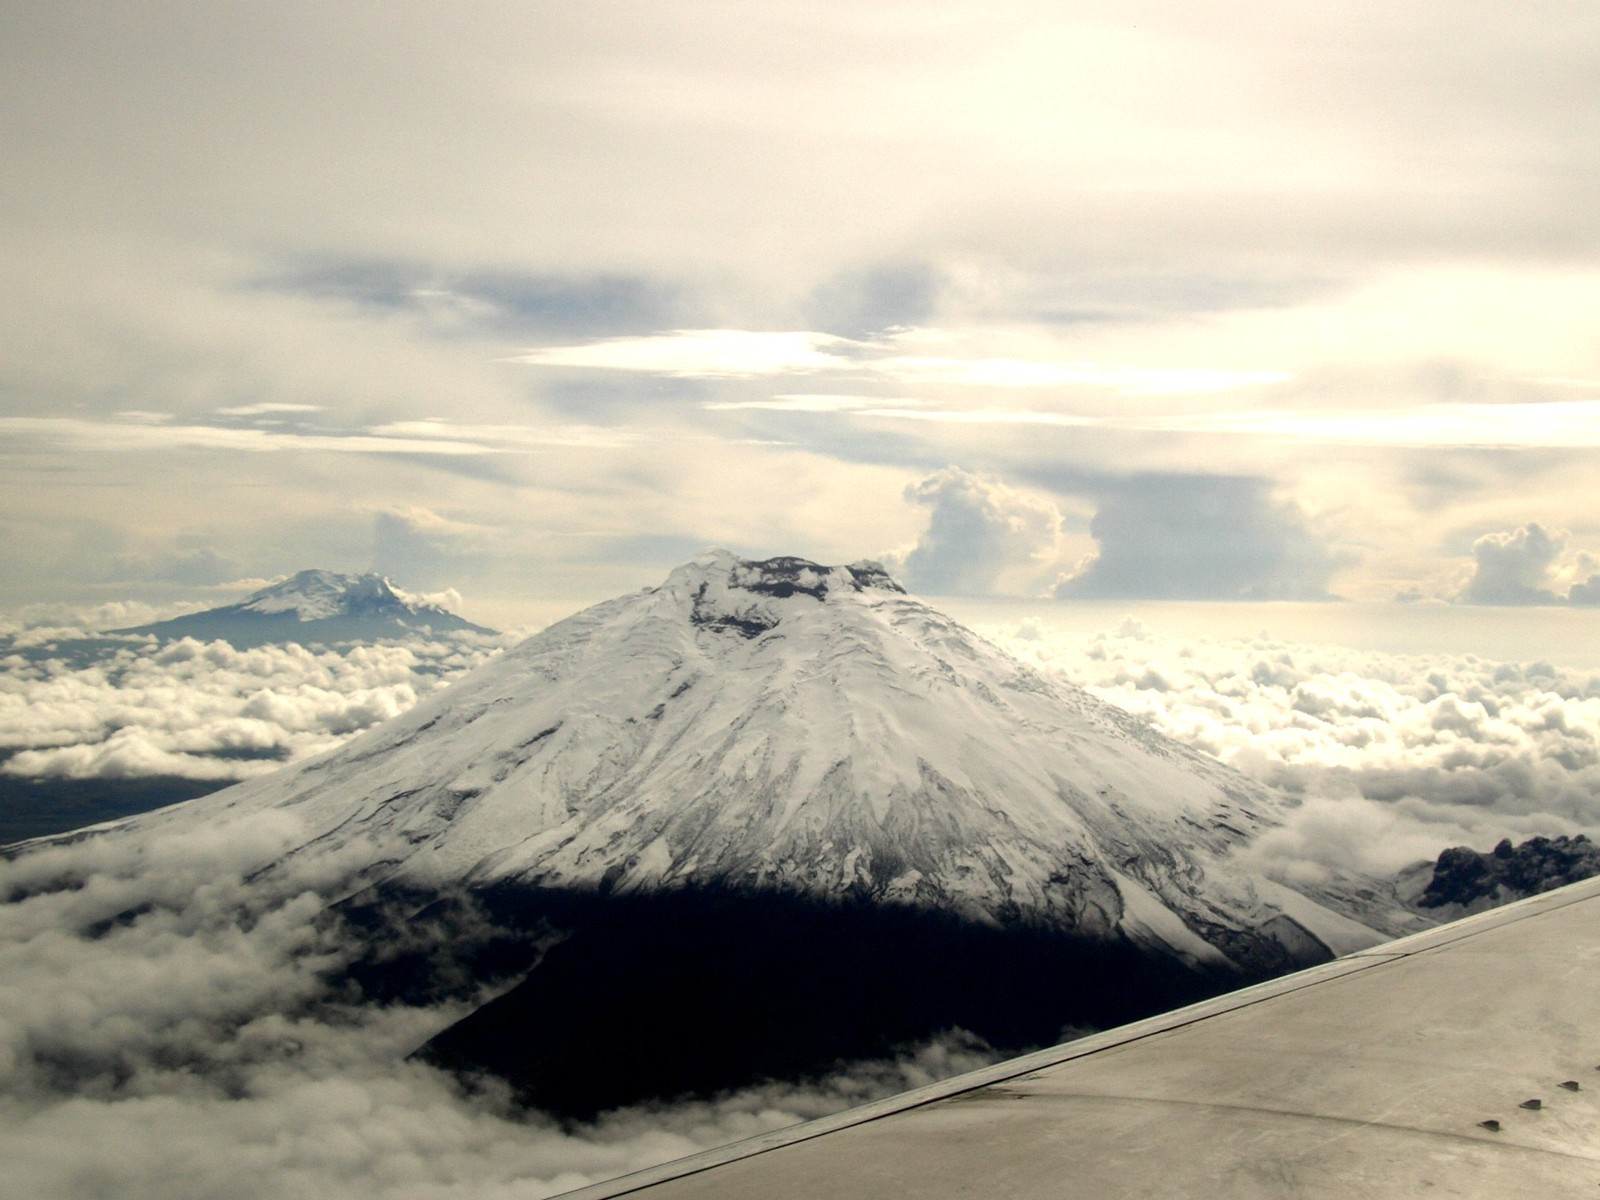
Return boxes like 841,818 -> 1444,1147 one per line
370,884 -> 1274,1120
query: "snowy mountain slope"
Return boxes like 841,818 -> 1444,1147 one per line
111,569 -> 495,648
104,552 -> 1409,970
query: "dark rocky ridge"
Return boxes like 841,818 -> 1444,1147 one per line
1416,834 -> 1600,912
687,555 -> 904,637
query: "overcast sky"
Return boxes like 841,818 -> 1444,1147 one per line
6,3 -> 1600,625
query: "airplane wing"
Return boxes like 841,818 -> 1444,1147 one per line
558,876 -> 1600,1198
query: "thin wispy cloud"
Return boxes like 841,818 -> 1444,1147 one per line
518,328 -> 1293,395
508,330 -> 859,377
853,407 -> 1101,428
1143,400 -> 1600,448
0,417 -> 497,458
867,356 -> 1292,394
704,394 -> 931,413
0,415 -> 665,459
215,403 -> 326,417
714,395 -> 1600,451
366,420 -> 648,450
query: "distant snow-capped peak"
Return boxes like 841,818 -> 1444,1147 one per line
241,570 -> 436,622
104,568 -> 494,648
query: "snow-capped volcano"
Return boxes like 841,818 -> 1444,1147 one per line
111,551 -> 1397,959
112,569 -> 494,648
61,552 -> 1420,1114
239,569 -> 428,621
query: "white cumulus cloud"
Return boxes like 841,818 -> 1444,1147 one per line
1455,522 -> 1600,606
888,467 -> 1066,597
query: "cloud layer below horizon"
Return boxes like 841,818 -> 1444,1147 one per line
1,634 -> 507,785
986,619 -> 1600,883
2,610 -> 1598,1197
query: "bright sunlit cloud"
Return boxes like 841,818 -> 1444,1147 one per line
515,329 -> 1294,395
508,330 -> 861,377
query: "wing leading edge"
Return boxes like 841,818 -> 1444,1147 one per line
558,876 -> 1600,1198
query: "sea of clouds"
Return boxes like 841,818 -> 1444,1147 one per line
0,804 -> 998,1200
0,632 -> 506,784
986,617 -> 1600,884
2,609 -> 1598,1198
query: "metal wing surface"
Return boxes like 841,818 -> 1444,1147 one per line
558,877 -> 1600,1198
